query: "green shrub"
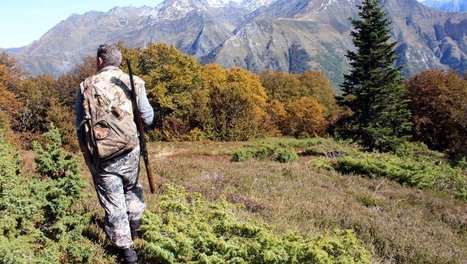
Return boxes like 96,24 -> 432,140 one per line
188,128 -> 207,141
334,152 -> 467,200
139,185 -> 371,263
394,141 -> 445,162
455,157 -> 467,171
274,147 -> 299,163
355,193 -> 378,207
297,132 -> 311,139
253,144 -> 277,159
232,144 -> 299,163
231,149 -> 255,162
313,157 -> 335,170
235,138 -> 334,162
0,129 -> 19,182
146,128 -> 164,142
0,126 -> 103,263
0,129 -> 40,263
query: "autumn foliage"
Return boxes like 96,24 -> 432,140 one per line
200,65 -> 270,140
121,44 -> 271,141
1,45 -> 466,159
406,70 -> 467,157
286,96 -> 327,137
260,71 -> 338,137
0,55 -> 23,145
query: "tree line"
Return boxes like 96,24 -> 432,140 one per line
0,43 -> 465,157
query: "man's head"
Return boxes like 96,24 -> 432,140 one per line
96,44 -> 122,70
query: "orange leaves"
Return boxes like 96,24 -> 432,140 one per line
286,96 -> 327,137
0,65 -> 21,119
260,71 -> 302,101
260,70 -> 338,137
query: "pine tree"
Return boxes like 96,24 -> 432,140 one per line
339,0 -> 411,151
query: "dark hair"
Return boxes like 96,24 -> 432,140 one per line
97,44 -> 122,67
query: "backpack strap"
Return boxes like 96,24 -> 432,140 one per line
80,78 -> 100,162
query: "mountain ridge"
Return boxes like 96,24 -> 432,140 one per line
10,0 -> 467,88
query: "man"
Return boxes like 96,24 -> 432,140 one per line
75,44 -> 154,264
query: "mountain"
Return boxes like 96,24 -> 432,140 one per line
0,46 -> 25,54
12,0 -> 467,88
206,0 -> 466,84
420,0 -> 467,12
14,1 -> 265,75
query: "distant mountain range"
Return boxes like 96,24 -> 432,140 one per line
6,0 -> 467,88
420,0 -> 467,12
0,46 -> 25,54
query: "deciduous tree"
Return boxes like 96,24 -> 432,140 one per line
407,70 -> 467,157
202,65 -> 270,140
286,96 -> 327,137
259,71 -> 302,102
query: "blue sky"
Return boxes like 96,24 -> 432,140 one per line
0,0 -> 162,48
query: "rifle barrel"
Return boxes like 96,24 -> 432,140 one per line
126,59 -> 156,194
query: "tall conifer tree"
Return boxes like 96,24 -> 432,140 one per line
339,0 -> 411,151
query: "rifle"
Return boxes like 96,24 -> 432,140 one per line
126,59 -> 157,194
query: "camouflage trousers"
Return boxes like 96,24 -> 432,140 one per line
90,145 -> 146,249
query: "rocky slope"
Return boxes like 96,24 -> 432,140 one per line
421,0 -> 467,12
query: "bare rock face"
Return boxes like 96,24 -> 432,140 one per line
421,0 -> 467,12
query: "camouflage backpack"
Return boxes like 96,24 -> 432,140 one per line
80,68 -> 139,160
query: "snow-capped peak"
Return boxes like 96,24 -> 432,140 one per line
155,0 -> 276,18
205,0 -> 243,8
206,0 -> 276,10
241,0 -> 276,11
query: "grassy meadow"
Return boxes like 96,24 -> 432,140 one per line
67,137 -> 467,263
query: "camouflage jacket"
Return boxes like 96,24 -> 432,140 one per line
75,66 -> 154,148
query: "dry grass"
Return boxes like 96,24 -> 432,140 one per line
129,139 -> 467,264
18,149 -> 36,177
71,139 -> 466,263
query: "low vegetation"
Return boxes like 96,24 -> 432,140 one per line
138,186 -> 370,263
231,143 -> 298,163
1,125 -> 465,263
0,127 -> 109,263
233,138 -> 467,201
146,138 -> 466,263
333,151 -> 466,200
